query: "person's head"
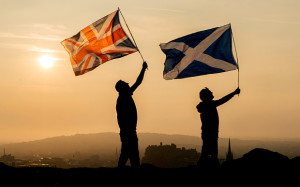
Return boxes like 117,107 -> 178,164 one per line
200,87 -> 214,101
115,80 -> 130,93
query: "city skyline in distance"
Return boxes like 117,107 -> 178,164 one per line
1,132 -> 300,161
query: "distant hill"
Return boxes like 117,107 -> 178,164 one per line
0,132 -> 300,160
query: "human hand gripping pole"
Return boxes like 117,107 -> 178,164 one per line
142,61 -> 148,71
234,87 -> 241,95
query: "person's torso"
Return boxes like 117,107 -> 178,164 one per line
116,92 -> 137,130
197,101 -> 219,133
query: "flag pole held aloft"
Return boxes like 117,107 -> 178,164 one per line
118,7 -> 145,63
230,23 -> 240,88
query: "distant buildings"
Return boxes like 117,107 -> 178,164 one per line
226,139 -> 234,161
0,148 -> 117,168
0,140 -> 235,168
41,157 -> 69,168
142,142 -> 200,168
0,149 -> 16,167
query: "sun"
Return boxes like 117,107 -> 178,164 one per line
39,55 -> 55,68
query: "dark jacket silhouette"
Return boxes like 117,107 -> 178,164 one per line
196,87 -> 240,166
115,61 -> 148,167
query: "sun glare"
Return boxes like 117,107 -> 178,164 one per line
39,55 -> 55,68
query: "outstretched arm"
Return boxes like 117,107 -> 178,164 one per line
215,88 -> 240,107
130,61 -> 148,93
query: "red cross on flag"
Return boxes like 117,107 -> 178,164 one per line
61,10 -> 137,76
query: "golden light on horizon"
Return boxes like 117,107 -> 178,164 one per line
39,55 -> 55,68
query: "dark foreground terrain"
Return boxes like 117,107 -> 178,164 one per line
1,148 -> 299,186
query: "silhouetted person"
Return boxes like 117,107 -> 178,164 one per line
196,87 -> 240,168
116,61 -> 148,168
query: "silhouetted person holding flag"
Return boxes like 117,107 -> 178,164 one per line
197,87 -> 240,168
115,61 -> 148,168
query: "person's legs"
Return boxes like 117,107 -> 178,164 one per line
118,135 -> 129,167
210,138 -> 220,167
198,137 -> 209,166
198,136 -> 219,168
128,133 -> 140,167
200,138 -> 209,159
210,138 -> 218,159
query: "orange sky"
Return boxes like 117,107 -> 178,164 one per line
0,0 -> 300,143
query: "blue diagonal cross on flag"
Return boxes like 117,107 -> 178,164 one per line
160,24 -> 238,80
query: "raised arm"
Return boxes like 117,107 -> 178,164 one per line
215,88 -> 240,107
130,61 -> 148,93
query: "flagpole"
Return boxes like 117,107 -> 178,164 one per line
118,7 -> 145,63
231,23 -> 240,89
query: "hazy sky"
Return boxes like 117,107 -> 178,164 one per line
0,0 -> 300,143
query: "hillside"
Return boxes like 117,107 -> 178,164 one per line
0,148 -> 299,186
1,132 -> 300,159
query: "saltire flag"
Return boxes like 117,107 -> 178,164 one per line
61,10 -> 137,76
160,24 -> 238,80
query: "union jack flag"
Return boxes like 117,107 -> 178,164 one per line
61,10 -> 137,76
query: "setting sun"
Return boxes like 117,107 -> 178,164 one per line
39,55 -> 55,68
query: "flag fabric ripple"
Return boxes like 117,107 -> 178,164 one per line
61,10 -> 137,76
160,24 -> 238,80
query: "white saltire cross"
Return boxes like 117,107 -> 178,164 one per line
160,24 -> 237,80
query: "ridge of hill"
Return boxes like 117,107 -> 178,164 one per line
1,132 -> 300,159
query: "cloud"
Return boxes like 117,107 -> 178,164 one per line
0,32 -> 62,41
246,17 -> 300,26
0,42 -> 63,53
24,24 -> 68,35
144,7 -> 185,13
136,7 -> 185,13
28,46 -> 58,53
0,24 -> 68,41
0,24 -> 68,52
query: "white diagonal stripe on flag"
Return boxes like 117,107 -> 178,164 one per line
162,24 -> 233,80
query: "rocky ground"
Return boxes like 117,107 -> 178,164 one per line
0,148 -> 299,186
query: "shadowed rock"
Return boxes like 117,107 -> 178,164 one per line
242,148 -> 289,161
221,148 -> 291,172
